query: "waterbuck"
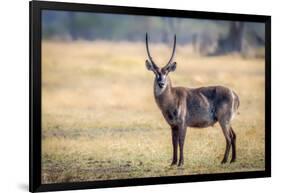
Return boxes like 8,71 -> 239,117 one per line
145,33 -> 240,166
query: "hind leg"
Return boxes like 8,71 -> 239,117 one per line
219,120 -> 232,164
230,127 -> 236,163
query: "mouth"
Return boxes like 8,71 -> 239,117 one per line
158,82 -> 165,88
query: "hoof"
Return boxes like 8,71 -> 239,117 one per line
221,159 -> 227,164
177,161 -> 184,167
170,161 -> 177,166
230,158 -> 236,163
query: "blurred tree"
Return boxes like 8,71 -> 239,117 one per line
68,12 -> 78,40
42,10 -> 265,58
212,21 -> 245,55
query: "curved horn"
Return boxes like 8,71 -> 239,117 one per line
145,33 -> 157,68
166,34 -> 176,66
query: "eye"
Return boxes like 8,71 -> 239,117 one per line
156,73 -> 161,79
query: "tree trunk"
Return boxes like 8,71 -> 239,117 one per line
68,12 -> 78,41
212,21 -> 244,55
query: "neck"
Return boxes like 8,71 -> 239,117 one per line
154,76 -> 172,97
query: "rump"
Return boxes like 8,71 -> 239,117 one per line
213,87 -> 239,122
233,91 -> 240,112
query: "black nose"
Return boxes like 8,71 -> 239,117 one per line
157,77 -> 161,82
157,75 -> 163,82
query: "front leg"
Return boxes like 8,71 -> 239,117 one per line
171,126 -> 179,166
178,125 -> 187,167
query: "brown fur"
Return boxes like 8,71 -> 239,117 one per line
145,33 -> 239,166
153,76 -> 239,166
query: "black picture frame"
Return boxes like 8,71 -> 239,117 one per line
29,0 -> 271,192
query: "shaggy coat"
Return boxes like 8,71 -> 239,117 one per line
145,33 -> 240,166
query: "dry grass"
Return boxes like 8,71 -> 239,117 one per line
42,40 -> 265,183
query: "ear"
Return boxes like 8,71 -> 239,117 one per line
145,60 -> 154,71
166,62 -> 177,72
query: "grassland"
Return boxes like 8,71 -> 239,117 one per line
42,41 -> 265,183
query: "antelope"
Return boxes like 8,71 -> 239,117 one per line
145,33 -> 240,166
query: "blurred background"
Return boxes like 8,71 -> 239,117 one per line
43,10 -> 265,57
41,10 -> 265,184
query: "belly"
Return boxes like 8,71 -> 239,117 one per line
187,119 -> 217,128
186,109 -> 217,128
